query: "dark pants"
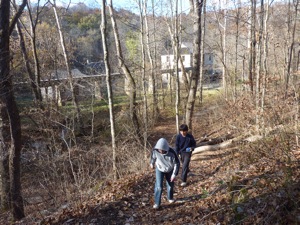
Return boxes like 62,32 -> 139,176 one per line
180,152 -> 192,182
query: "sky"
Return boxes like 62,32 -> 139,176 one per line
29,0 -> 191,14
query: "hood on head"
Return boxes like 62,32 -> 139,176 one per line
154,138 -> 169,152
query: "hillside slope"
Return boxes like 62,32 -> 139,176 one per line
39,139 -> 300,224
13,92 -> 300,224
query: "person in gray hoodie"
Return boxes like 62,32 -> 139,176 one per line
150,138 -> 180,209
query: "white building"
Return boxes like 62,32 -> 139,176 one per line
161,42 -> 214,83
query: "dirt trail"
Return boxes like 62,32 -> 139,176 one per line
37,104 -> 300,225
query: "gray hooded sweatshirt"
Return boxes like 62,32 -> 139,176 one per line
150,138 -> 180,176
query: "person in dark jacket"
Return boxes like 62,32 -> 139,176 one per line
175,124 -> 196,187
150,138 -> 180,209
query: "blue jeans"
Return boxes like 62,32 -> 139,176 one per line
154,167 -> 174,206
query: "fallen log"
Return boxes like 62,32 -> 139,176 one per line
192,125 -> 284,160
197,133 -> 234,146
192,133 -> 265,157
192,139 -> 234,155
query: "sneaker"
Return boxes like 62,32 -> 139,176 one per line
153,204 -> 159,209
168,199 -> 175,203
180,182 -> 187,187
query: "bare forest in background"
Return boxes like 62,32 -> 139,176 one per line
1,0 -> 300,223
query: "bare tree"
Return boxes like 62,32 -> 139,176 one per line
198,0 -> 206,104
145,0 -> 159,118
0,0 -> 27,220
174,0 -> 180,132
285,0 -> 298,98
260,0 -> 273,134
233,0 -> 241,100
163,0 -> 180,131
248,0 -> 256,94
185,0 -> 203,130
19,0 -> 47,106
101,0 -> 117,179
15,18 -> 43,106
108,0 -> 142,143
51,0 -> 84,134
136,0 -> 149,158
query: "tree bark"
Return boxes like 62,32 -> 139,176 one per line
198,0 -> 206,104
0,0 -> 26,220
185,0 -> 203,130
285,0 -> 298,98
248,0 -> 256,94
145,0 -> 159,118
108,0 -> 142,143
137,0 -> 149,158
16,20 -> 43,105
52,1 -> 84,135
101,0 -> 117,180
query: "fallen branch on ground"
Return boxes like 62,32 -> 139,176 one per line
192,139 -> 234,155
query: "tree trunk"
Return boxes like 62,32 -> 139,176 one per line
198,0 -> 206,104
255,0 -> 264,133
138,0 -> 149,159
185,0 -> 203,130
108,0 -> 142,143
222,1 -> 228,98
27,2 -> 44,105
145,0 -> 159,118
261,0 -> 271,135
0,0 -> 26,220
174,0 -> 180,132
164,0 -> 181,131
285,0 -> 298,98
16,20 -> 43,105
234,0 -> 241,101
52,2 -> 84,135
248,0 -> 256,94
101,0 -> 117,180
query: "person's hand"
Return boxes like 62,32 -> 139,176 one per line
150,164 -> 154,169
171,174 -> 176,182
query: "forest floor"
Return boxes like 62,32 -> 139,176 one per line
4,91 -> 300,224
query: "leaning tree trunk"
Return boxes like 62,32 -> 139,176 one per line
108,0 -> 142,143
233,0 -> 241,101
137,0 -> 149,159
101,0 -> 117,180
248,0 -> 256,94
145,0 -> 159,118
164,0 -> 180,131
198,0 -> 206,104
185,0 -> 203,130
16,20 -> 43,105
26,1 -> 45,106
260,0 -> 271,135
173,0 -> 180,132
0,0 -> 27,220
52,2 -> 84,135
285,0 -> 298,98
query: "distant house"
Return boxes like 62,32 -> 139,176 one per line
40,69 -> 124,105
161,42 -> 215,83
84,60 -> 105,75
